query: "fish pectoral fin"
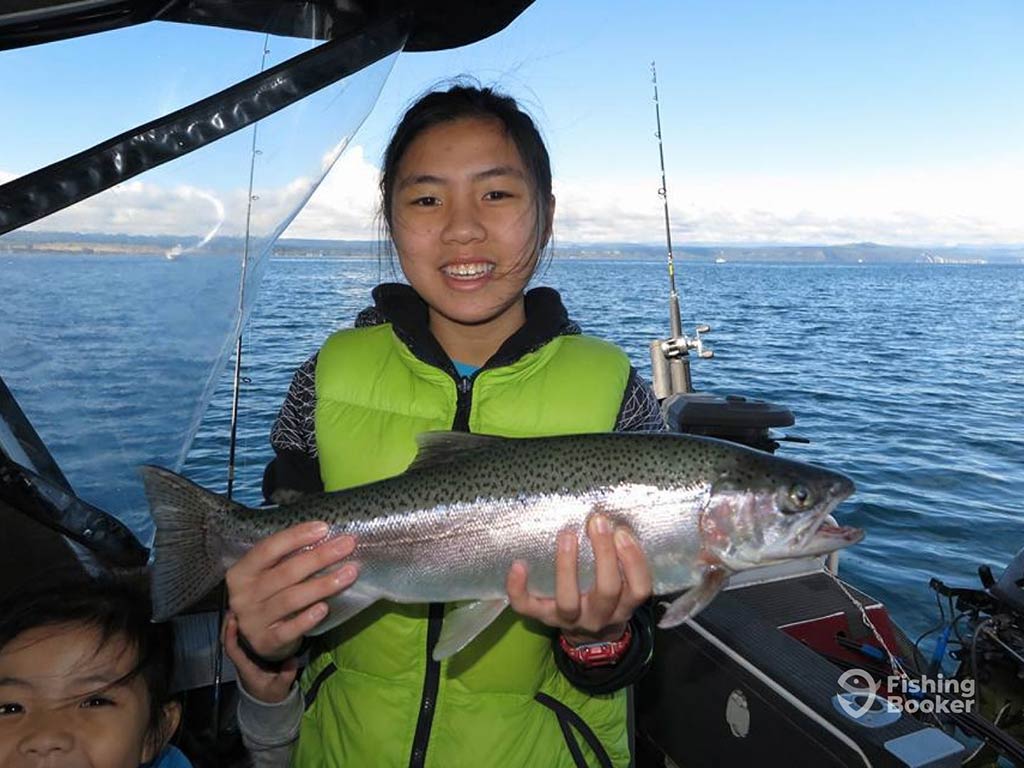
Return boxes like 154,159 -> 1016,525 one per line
658,566 -> 730,628
306,586 -> 379,637
433,598 -> 509,660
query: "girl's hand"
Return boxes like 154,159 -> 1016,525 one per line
224,611 -> 298,704
506,515 -> 652,643
225,521 -> 358,662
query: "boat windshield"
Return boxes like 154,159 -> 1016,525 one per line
0,17 -> 398,543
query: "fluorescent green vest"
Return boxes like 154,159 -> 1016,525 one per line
294,323 -> 632,768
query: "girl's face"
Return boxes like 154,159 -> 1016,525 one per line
0,623 -> 169,768
390,116 -> 550,332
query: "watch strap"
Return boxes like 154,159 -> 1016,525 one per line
559,624 -> 633,667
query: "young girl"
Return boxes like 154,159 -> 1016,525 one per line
0,575 -> 188,768
226,84 -> 664,767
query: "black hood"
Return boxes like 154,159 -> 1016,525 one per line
355,283 -> 580,374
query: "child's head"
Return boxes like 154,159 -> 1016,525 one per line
380,84 -> 554,331
0,577 -> 180,767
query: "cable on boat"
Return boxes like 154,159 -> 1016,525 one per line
969,618 -> 993,712
821,571 -> 940,692
826,569 -> 959,732
824,570 -> 907,675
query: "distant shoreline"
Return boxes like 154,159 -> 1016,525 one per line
3,233 -> 1022,264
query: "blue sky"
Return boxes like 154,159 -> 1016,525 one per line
2,0 -> 1023,245
366,1 -> 1024,180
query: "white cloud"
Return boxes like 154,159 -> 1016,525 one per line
16,179 -> 231,237
5,149 -> 1023,246
8,171 -> 321,242
287,148 -> 1024,246
283,145 -> 381,240
554,156 -> 1024,245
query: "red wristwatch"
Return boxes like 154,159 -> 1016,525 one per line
559,624 -> 632,667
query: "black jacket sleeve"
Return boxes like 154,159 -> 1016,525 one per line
262,354 -> 324,504
262,449 -> 323,503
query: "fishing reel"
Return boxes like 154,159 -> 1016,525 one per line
659,323 -> 714,361
649,323 -> 713,399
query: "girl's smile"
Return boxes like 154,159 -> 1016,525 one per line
440,260 -> 497,286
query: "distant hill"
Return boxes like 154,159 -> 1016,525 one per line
554,242 -> 1024,264
3,232 -> 1022,264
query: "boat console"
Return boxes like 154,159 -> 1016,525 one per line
662,391 -> 797,454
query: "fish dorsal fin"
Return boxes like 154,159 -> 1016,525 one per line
407,431 -> 505,472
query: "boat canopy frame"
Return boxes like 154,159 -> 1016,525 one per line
0,0 -> 533,235
0,0 -> 533,53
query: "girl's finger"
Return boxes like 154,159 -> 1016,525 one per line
615,528 -> 653,606
507,561 -> 558,626
263,564 -> 359,625
243,521 -> 332,573
222,612 -> 239,650
261,536 -> 356,601
223,614 -> 259,675
265,602 -> 330,652
553,530 -> 581,623
506,561 -> 530,611
586,516 -> 622,619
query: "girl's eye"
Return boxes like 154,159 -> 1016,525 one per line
412,196 -> 440,207
0,702 -> 24,715
81,696 -> 115,708
484,190 -> 512,201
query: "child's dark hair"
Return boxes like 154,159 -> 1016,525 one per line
0,575 -> 177,753
380,82 -> 554,272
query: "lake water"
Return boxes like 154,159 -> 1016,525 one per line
188,257 -> 1024,644
3,252 -> 1022,644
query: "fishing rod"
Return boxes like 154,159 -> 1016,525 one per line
206,32 -> 272,748
648,61 -> 712,399
651,61 -> 682,343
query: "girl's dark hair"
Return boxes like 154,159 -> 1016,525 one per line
379,82 -> 554,274
0,575 -> 177,754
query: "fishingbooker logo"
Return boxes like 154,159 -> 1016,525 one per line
835,668 -> 976,719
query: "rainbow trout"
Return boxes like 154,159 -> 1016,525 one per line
143,431 -> 861,659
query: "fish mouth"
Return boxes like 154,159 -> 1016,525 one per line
766,476 -> 859,560
758,516 -> 864,564
797,520 -> 865,556
791,476 -> 854,546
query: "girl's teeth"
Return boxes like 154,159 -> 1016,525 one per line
443,263 -> 494,278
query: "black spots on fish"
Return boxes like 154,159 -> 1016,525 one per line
333,432 -> 793,524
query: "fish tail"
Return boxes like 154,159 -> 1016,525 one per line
141,465 -> 242,621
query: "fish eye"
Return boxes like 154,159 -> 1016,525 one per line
784,483 -> 813,513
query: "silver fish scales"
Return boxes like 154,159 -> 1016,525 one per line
144,431 -> 862,659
